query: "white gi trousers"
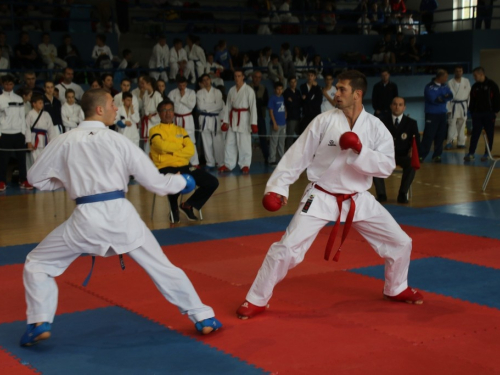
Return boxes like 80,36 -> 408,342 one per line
201,129 -> 225,167
170,61 -> 194,81
149,70 -> 169,82
447,101 -> 467,146
246,193 -> 412,306
24,222 -> 214,324
223,127 -> 252,170
187,61 -> 204,82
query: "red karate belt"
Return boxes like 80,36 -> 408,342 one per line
32,129 -> 48,150
230,107 -> 249,127
314,184 -> 357,262
140,114 -> 156,140
174,112 -> 192,128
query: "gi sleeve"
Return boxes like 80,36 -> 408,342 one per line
27,135 -> 66,190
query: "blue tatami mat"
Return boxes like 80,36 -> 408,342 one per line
0,307 -> 266,375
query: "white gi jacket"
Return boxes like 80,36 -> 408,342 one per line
223,83 -> 258,133
27,121 -> 186,256
113,92 -> 140,113
197,87 -> 223,132
321,87 -> 337,113
446,77 -> 471,119
148,43 -> 170,70
61,102 -> 84,130
25,109 -> 55,150
185,44 -> 206,65
167,88 -> 196,130
115,105 -> 140,146
0,90 -> 26,137
265,108 -> 395,222
170,47 -> 188,66
142,91 -> 163,136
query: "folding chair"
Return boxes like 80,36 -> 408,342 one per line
393,167 -> 413,199
150,193 -> 203,222
482,130 -> 500,191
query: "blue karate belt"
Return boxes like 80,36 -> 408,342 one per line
199,111 -> 219,135
76,191 -> 127,287
451,100 -> 468,118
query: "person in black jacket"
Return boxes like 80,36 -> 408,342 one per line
43,80 -> 64,135
373,97 -> 420,203
283,75 -> 302,150
298,70 -> 322,134
465,67 -> 500,162
372,69 -> 399,119
251,70 -> 269,163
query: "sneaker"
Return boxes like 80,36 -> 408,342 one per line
444,142 -> 453,150
20,322 -> 51,347
432,156 -> 441,163
195,317 -> 222,335
179,203 -> 198,221
20,181 -> 34,190
481,154 -> 489,162
236,300 -> 268,319
218,165 -> 231,173
384,287 -> 423,305
464,154 -> 475,162
241,166 -> 250,174
0,182 -> 5,192
170,210 -> 180,224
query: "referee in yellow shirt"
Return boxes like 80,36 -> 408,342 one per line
149,99 -> 219,223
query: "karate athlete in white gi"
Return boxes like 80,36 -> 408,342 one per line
115,92 -> 140,147
25,95 -> 56,162
20,89 -> 222,347
169,39 -> 193,81
236,70 -> 423,320
446,66 -> 471,149
167,76 -> 200,166
141,76 -> 163,154
185,35 -> 206,84
61,89 -> 84,131
218,69 -> 258,174
148,35 -> 170,82
197,74 -> 224,168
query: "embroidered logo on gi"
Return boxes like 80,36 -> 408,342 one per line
328,140 -> 336,146
89,132 -> 94,135
302,194 -> 315,213
401,133 -> 407,140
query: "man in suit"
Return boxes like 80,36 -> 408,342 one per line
373,97 -> 420,204
298,70 -> 322,134
372,69 -> 399,119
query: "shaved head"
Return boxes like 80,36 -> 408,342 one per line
81,89 -> 109,118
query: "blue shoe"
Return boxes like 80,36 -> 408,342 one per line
195,317 -> 222,335
20,323 -> 51,347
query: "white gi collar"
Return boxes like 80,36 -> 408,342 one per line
78,121 -> 107,129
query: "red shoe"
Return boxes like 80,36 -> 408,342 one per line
0,181 -> 5,192
236,300 -> 268,319
218,165 -> 231,173
384,287 -> 423,305
241,166 -> 250,175
20,181 -> 34,190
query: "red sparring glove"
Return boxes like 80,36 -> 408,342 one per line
339,131 -> 362,154
221,123 -> 229,132
262,192 -> 283,212
251,124 -> 258,134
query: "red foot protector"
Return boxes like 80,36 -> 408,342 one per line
384,287 -> 424,305
236,300 -> 268,319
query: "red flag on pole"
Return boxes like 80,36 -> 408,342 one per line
411,136 -> 420,170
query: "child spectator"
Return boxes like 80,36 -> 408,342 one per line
267,82 -> 287,166
61,89 -> 84,130
21,88 -> 33,115
148,35 -> 169,82
309,54 -> 324,79
101,73 -> 119,96
92,34 -> 113,70
43,80 -> 64,135
293,46 -> 307,78
115,92 -> 140,147
156,79 -> 167,98
25,94 -> 56,162
280,42 -> 294,78
283,75 -> 301,150
268,54 -> 286,86
205,53 -> 224,87
321,72 -> 337,112
214,40 -> 233,80
38,33 -> 67,71
242,53 -> 254,79
169,38 -> 191,81
185,35 -> 206,83
114,77 -> 140,111
118,49 -> 140,79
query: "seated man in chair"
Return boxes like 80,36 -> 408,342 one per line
373,97 -> 420,204
149,99 -> 219,223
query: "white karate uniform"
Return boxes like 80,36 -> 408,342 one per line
245,108 -> 412,306
91,45 -> 113,61
38,43 -> 67,69
185,44 -> 206,82
61,102 -> 84,130
204,62 -> 224,87
24,121 -> 215,325
446,77 -> 471,146
169,47 -> 192,80
115,105 -> 140,147
197,87 -> 224,167
55,82 -> 84,104
222,83 -> 257,170
141,91 -> 163,154
113,92 -> 140,113
0,57 -> 9,77
148,42 -> 170,82
321,86 -> 337,113
167,88 -> 199,165
25,109 -> 56,161
130,87 -> 145,116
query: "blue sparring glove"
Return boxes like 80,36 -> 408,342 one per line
180,174 -> 196,194
116,120 -> 126,128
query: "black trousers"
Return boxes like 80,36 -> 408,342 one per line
469,112 -> 496,155
0,133 -> 27,183
159,165 -> 219,211
257,116 -> 269,161
373,155 -> 415,197
419,113 -> 448,160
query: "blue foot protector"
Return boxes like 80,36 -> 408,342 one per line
20,322 -> 51,347
195,317 -> 222,334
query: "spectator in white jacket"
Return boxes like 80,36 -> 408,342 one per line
149,35 -> 169,82
205,53 -> 224,87
169,38 -> 192,81
185,35 -> 206,83
61,89 -> 84,130
38,33 -> 67,70
115,92 -> 140,147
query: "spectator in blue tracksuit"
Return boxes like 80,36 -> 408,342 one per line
420,0 -> 438,34
420,70 -> 453,162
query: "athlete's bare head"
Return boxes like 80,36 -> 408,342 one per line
81,89 -> 117,126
